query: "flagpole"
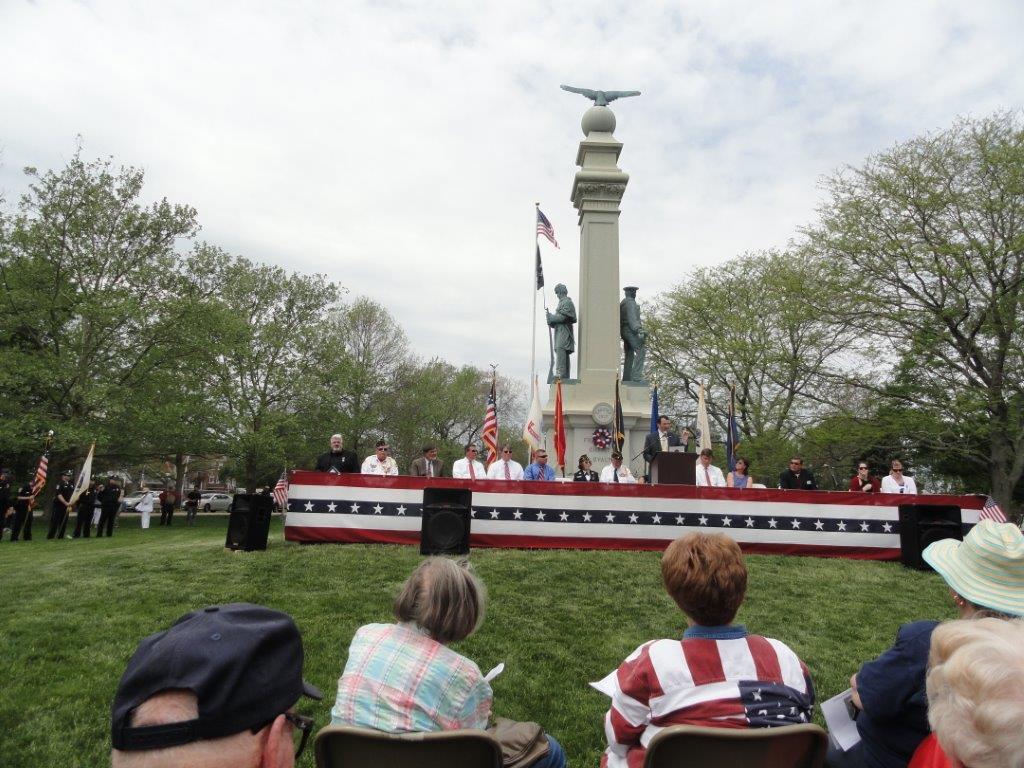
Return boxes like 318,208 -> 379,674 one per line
531,202 -> 539,380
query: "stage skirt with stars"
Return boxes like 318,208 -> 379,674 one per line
282,472 -> 985,560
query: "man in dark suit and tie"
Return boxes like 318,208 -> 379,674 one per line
409,446 -> 444,478
643,415 -> 682,465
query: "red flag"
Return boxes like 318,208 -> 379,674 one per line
482,373 -> 499,467
554,378 -> 566,474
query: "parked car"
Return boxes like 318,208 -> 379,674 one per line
198,492 -> 233,512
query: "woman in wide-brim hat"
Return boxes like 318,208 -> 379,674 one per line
829,521 -> 1024,768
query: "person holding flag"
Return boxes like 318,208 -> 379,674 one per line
46,470 -> 75,539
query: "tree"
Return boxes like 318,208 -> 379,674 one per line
0,151 -> 200,478
205,257 -> 341,490
809,113 -> 1024,510
645,250 -> 857,450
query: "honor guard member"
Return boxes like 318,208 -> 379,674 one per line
0,468 -> 11,538
11,473 -> 36,541
47,470 -> 76,539
97,476 -> 123,538
75,481 -> 99,538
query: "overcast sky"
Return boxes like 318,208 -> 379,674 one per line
2,0 -> 1023,391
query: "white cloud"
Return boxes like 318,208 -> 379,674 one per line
2,0 -> 1022,389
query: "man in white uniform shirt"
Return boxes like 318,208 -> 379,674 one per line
486,445 -> 524,480
694,448 -> 726,487
451,443 -> 486,480
599,451 -> 637,484
361,440 -> 399,476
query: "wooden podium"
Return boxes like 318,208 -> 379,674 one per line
650,451 -> 698,485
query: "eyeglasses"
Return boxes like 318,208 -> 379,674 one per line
536,454 -> 547,460
468,448 -> 478,453
858,466 -> 868,471
252,712 -> 315,758
501,449 -> 512,454
377,447 -> 389,452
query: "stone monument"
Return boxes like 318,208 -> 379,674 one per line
542,89 -> 650,477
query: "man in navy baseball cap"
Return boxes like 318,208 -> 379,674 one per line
111,603 -> 322,767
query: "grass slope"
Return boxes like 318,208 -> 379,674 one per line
0,515 -> 957,767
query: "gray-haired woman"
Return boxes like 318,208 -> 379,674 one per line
332,557 -> 566,767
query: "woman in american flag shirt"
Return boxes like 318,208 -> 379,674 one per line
594,532 -> 815,768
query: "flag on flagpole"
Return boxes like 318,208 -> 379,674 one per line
32,450 -> 49,494
650,384 -> 660,433
726,385 -> 741,472
980,495 -> 1008,523
68,443 -> 95,507
535,244 -> 545,290
553,378 -> 566,475
273,470 -> 289,510
614,379 -> 625,452
523,375 -> 544,450
536,208 -> 559,248
697,382 -> 712,453
483,373 -> 499,467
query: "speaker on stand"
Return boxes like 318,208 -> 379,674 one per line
898,504 -> 962,570
226,493 -> 273,552
420,487 -> 472,556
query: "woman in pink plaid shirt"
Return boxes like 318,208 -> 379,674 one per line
331,557 -> 566,768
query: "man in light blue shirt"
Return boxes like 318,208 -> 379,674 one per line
523,449 -> 556,481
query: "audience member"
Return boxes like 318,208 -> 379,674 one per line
486,445 -> 524,480
158,485 -> 178,526
409,446 -> 443,478
524,449 -> 557,481
136,485 -> 155,530
185,485 -> 201,527
779,456 -> 818,490
850,463 -> 880,493
599,451 -> 636,483
832,521 -> 1024,768
726,457 -> 754,488
573,454 -> 599,482
0,467 -> 11,535
452,443 -> 486,480
331,558 -> 566,768
315,434 -> 359,473
596,532 -> 814,768
361,440 -> 399,476
695,448 -> 726,487
880,460 -> 918,495
910,618 -> 1024,768
110,603 -> 322,768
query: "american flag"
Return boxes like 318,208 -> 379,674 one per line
980,495 -> 1007,523
273,471 -> 289,510
536,208 -> 559,248
482,375 -> 499,467
32,451 -> 49,494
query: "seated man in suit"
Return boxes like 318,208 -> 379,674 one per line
410,446 -> 443,478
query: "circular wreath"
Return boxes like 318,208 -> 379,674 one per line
592,427 -> 612,450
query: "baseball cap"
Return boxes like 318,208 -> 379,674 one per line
111,603 -> 322,751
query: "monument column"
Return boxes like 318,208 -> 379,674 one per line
543,100 -> 650,479
572,106 -> 628,381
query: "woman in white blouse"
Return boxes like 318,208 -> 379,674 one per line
880,459 -> 918,494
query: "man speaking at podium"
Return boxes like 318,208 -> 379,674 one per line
643,415 -> 683,483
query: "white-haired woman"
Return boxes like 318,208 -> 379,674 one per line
829,521 -> 1024,768
332,557 -> 566,768
910,617 -> 1024,768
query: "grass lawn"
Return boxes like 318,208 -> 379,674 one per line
0,514 -> 958,767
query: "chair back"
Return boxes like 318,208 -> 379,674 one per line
644,723 -> 828,768
315,724 -> 503,768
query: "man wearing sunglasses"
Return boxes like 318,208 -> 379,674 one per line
361,439 -> 399,476
486,444 -> 524,480
452,443 -> 486,480
110,603 -> 321,767
778,456 -> 818,491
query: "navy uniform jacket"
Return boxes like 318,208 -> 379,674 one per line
52,480 -> 75,512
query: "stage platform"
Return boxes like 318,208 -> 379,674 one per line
282,471 -> 985,560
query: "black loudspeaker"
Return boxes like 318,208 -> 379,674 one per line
420,487 -> 472,556
898,504 -> 962,570
225,494 -> 273,552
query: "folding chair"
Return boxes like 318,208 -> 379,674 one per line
643,723 -> 828,768
314,724 -> 503,768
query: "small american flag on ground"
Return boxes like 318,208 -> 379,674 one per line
273,471 -> 289,510
482,376 -> 499,467
32,451 -> 49,494
980,495 -> 1007,523
536,208 -> 559,248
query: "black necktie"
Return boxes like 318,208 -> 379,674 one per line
613,470 -> 619,483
